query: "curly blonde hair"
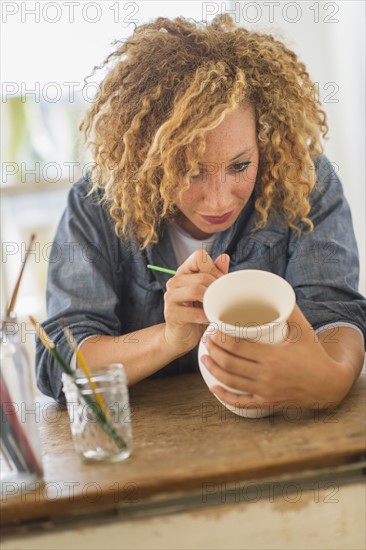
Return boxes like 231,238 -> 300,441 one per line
80,14 -> 328,250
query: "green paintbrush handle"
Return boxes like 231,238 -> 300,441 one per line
147,264 -> 177,275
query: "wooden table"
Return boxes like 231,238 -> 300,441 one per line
1,371 -> 366,538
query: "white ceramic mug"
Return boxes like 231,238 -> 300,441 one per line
198,269 -> 296,418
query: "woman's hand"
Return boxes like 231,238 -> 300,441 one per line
163,250 -> 230,356
201,304 -> 351,410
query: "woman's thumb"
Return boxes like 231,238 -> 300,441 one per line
214,253 -> 230,276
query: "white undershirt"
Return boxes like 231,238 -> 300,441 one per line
166,221 -> 216,266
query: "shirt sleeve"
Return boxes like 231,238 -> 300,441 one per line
315,322 -> 364,340
284,155 -> 366,348
70,336 -> 95,371
35,175 -> 123,405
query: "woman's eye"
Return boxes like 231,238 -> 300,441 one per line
190,172 -> 204,180
230,161 -> 251,172
190,161 -> 251,180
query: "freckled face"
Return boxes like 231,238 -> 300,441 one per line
175,104 -> 259,239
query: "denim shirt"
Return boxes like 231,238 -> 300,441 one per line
35,155 -> 366,404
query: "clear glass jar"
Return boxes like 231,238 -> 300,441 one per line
62,363 -> 132,462
0,314 -> 44,497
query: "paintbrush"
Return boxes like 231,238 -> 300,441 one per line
5,234 -> 36,318
60,319 -> 111,422
147,264 -> 177,275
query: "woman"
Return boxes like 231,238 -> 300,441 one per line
36,15 -> 365,411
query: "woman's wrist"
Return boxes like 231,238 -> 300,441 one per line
162,323 -> 198,359
80,324 -> 188,386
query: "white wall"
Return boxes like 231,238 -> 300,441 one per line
225,0 -> 365,294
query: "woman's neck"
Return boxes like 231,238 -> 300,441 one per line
173,215 -> 214,240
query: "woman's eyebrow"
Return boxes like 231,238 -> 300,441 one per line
198,147 -> 254,166
228,147 -> 255,162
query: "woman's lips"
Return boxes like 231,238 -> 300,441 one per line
200,209 -> 235,224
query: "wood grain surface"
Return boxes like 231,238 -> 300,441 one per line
1,370 -> 365,527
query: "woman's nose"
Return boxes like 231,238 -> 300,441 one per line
203,170 -> 231,209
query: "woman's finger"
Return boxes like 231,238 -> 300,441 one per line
208,330 -> 275,363
166,272 -> 217,290
166,284 -> 211,306
209,385 -> 275,410
205,335 -> 261,375
176,249 -> 226,278
201,353 -> 259,390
